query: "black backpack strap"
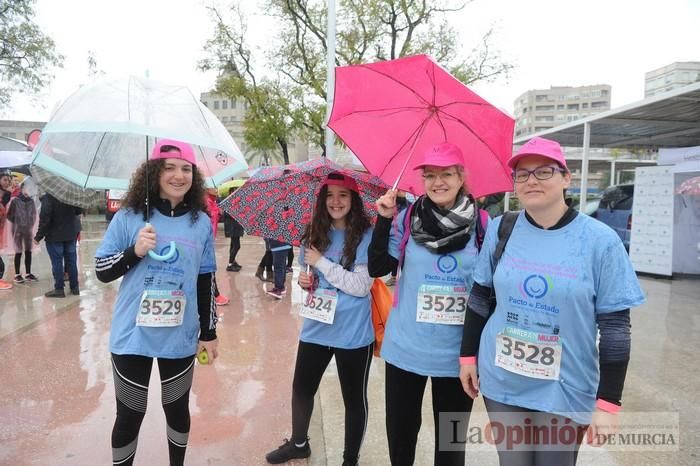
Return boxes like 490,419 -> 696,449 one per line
493,211 -> 519,269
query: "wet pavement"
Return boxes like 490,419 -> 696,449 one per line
0,215 -> 698,466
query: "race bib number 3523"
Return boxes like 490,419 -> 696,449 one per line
416,284 -> 467,325
137,290 -> 186,327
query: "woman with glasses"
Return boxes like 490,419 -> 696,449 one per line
265,172 -> 374,466
369,142 -> 484,466
459,137 -> 645,465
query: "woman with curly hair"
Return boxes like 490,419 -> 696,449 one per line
95,139 -> 218,466
266,172 -> 374,466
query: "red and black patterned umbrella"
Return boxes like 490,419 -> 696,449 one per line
219,158 -> 389,246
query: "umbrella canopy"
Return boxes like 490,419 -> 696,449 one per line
328,54 -> 515,197
30,75 -> 248,190
0,150 -> 32,169
676,176 -> 700,196
219,158 -> 388,246
217,178 -> 247,198
29,165 -> 103,209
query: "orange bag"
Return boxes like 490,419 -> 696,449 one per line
370,278 -> 393,357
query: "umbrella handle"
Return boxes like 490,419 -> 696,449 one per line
148,241 -> 177,261
143,222 -> 177,261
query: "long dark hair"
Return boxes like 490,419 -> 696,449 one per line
122,159 -> 207,223
301,184 -> 371,270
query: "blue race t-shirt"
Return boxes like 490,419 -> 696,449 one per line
474,211 -> 645,424
381,209 -> 484,377
299,228 -> 374,349
96,208 -> 216,359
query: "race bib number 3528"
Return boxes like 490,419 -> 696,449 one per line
494,327 -> 562,380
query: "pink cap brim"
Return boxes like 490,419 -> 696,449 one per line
323,177 -> 359,193
151,139 -> 197,166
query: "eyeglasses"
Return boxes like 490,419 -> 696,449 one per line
512,166 -> 567,183
421,171 -> 458,183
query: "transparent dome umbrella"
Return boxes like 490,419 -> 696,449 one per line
31,75 -> 249,260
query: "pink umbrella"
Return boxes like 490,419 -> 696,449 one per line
328,54 -> 515,198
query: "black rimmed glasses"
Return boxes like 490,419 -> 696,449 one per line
512,166 -> 567,183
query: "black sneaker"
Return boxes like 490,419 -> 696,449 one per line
265,438 -> 311,464
45,288 -> 66,298
13,274 -> 25,284
226,263 -> 242,272
24,273 -> 38,281
70,287 -> 80,296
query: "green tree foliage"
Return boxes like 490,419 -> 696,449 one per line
203,0 -> 512,158
0,0 -> 63,109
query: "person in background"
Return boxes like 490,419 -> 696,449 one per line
4,178 -> 39,283
0,169 -> 13,290
223,186 -> 244,272
205,187 -> 230,306
95,139 -> 218,466
34,193 -> 83,297
256,242 -> 274,282
460,137 -> 645,465
263,238 -> 292,299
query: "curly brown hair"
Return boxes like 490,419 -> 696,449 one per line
121,159 -> 207,223
300,184 -> 371,270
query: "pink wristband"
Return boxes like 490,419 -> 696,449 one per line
459,356 -> 477,365
596,399 -> 621,414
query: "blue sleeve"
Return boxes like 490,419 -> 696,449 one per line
472,215 -> 501,287
95,210 -> 130,257
299,244 -> 306,267
354,229 -> 373,265
388,209 -> 405,260
199,221 -> 217,274
594,239 -> 646,313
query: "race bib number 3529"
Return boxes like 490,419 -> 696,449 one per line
137,290 -> 186,327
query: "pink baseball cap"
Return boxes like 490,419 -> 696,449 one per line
412,142 -> 465,170
323,172 -> 359,193
151,139 -> 197,166
508,137 -> 568,170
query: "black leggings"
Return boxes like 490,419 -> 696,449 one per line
228,235 -> 241,264
14,251 -> 32,275
111,353 -> 195,466
483,397 -> 587,466
291,341 -> 373,465
385,362 -> 474,466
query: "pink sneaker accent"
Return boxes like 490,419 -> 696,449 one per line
214,295 -> 230,306
0,279 -> 13,290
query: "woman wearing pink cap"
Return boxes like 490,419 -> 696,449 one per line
266,172 -> 374,466
95,140 -> 219,466
459,137 -> 645,465
369,142 -> 488,466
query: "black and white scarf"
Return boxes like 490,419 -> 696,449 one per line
410,191 -> 476,254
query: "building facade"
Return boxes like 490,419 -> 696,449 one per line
513,85 -> 612,138
644,62 -> 700,97
199,92 -> 308,166
0,120 -> 45,145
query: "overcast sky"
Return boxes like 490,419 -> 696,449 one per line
5,0 -> 700,122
